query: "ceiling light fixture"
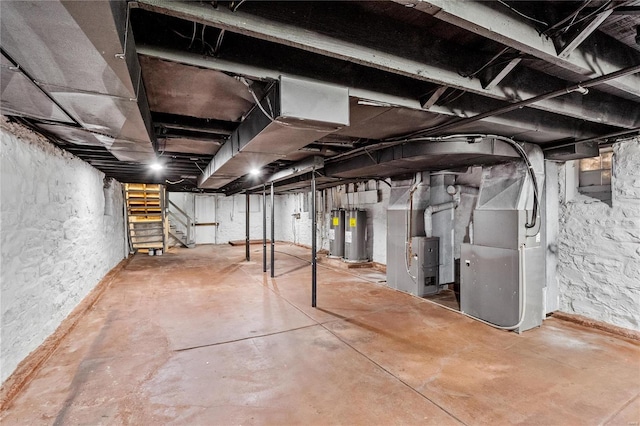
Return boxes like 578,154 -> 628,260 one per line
250,168 -> 261,176
150,162 -> 163,171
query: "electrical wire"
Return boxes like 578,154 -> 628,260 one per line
238,77 -> 342,133
460,46 -> 511,79
214,29 -> 225,56
378,133 -> 540,230
543,0 -> 634,37
165,178 -> 186,185
562,0 -> 612,29
543,0 -> 592,35
171,28 -> 215,55
188,21 -> 197,49
232,0 -> 247,12
497,0 -> 548,26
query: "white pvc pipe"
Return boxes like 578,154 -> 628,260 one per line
424,201 -> 458,238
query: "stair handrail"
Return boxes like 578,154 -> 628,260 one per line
168,200 -> 195,244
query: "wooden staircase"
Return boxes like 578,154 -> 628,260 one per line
125,183 -> 166,253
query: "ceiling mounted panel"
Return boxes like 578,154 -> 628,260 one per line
139,55 -> 255,121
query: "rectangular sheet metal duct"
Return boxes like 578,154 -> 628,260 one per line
198,76 -> 349,189
0,1 -> 156,162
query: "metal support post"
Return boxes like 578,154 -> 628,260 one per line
311,170 -> 317,307
263,184 -> 267,273
245,192 -> 250,261
270,182 -> 275,278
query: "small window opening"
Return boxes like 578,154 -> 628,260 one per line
578,148 -> 612,206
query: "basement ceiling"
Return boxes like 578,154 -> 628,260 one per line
1,0 -> 639,194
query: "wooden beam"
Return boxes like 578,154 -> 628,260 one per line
411,0 -> 640,98
555,10 -> 613,58
480,58 -> 522,90
420,86 -> 448,109
138,46 -> 640,131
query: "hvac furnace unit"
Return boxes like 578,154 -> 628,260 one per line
344,209 -> 367,262
329,209 -> 346,258
408,236 -> 440,296
461,146 -> 545,333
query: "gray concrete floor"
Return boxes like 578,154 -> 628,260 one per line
2,243 -> 639,425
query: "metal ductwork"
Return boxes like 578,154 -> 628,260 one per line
0,1 -> 155,162
325,137 -> 521,178
198,76 -> 349,189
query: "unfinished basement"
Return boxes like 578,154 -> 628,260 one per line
1,1 -> 639,424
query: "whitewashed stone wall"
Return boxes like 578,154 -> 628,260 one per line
0,119 -> 126,383
557,138 -> 640,331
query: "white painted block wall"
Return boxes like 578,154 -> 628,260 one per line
215,193 -> 270,244
0,120 -> 126,383
557,138 -> 640,331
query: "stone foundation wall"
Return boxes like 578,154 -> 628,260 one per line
557,138 -> 640,331
1,119 -> 126,383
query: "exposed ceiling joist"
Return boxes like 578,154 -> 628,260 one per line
480,57 -> 522,90
408,0 -> 640,99
555,9 -> 613,58
138,46 -> 423,111
134,1 -> 637,129
409,64 -> 640,138
138,46 -> 639,136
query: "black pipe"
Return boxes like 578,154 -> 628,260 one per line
399,63 -> 640,140
262,184 -> 267,273
270,181 -> 275,278
245,192 -> 250,261
311,170 -> 317,307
